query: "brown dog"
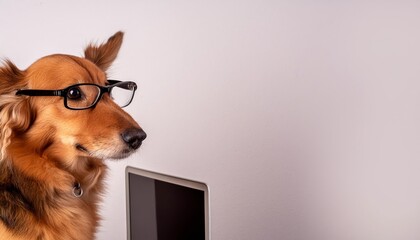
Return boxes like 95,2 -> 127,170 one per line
0,32 -> 146,240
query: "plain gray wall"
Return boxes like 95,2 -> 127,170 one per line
2,1 -> 420,239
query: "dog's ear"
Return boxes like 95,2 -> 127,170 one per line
0,60 -> 26,95
84,31 -> 124,72
0,61 -> 33,160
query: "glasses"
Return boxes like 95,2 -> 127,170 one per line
15,80 -> 137,110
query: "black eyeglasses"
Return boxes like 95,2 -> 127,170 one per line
15,80 -> 137,110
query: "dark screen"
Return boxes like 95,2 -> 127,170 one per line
128,173 -> 205,240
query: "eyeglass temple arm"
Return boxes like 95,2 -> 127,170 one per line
106,80 -> 137,90
16,89 -> 63,96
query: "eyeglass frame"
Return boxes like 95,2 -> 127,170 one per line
15,80 -> 137,110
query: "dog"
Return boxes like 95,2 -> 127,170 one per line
0,32 -> 146,240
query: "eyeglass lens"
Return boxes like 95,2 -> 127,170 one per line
66,85 -> 101,109
110,84 -> 135,108
65,84 -> 135,109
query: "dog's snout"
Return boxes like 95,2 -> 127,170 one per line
121,128 -> 147,150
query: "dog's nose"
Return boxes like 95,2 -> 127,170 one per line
121,128 -> 147,149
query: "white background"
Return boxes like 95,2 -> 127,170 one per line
2,1 -> 420,239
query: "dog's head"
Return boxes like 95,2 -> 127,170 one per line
0,32 -> 146,164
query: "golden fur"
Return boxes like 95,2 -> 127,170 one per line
0,32 -> 145,240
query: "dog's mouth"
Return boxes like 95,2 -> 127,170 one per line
75,143 -> 134,159
76,144 -> 89,153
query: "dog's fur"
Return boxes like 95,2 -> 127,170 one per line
0,32 -> 145,240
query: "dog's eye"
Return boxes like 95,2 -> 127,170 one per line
67,87 -> 83,100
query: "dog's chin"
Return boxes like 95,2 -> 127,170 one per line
75,144 -> 135,160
